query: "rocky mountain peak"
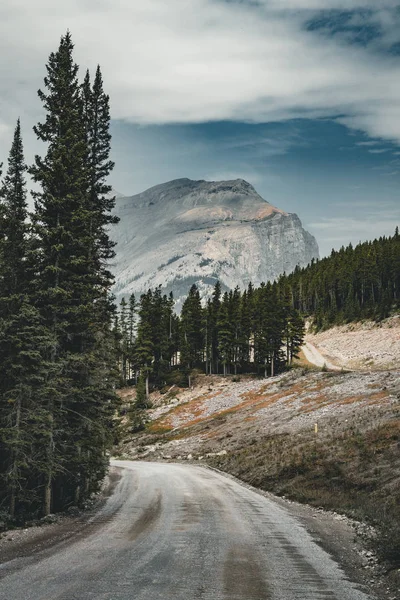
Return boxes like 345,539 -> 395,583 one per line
112,178 -> 319,307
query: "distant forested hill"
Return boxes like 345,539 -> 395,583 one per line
276,228 -> 400,329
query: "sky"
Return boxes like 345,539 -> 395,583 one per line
1,1 -> 400,256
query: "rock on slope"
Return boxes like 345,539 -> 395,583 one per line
112,178 -> 319,304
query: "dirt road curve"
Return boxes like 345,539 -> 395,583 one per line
0,461 -> 372,600
302,341 -> 342,370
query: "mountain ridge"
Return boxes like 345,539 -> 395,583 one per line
111,178 -> 319,305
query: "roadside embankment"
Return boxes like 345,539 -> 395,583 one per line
304,316 -> 400,371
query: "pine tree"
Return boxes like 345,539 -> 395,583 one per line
127,293 -> 137,381
254,284 -> 285,377
119,297 -> 129,384
0,120 -> 29,301
180,285 -> 204,384
209,281 -> 221,374
128,294 -> 137,345
66,61 -> 119,508
30,32 -> 118,514
135,290 -> 155,399
135,374 -> 148,409
150,287 -> 170,385
231,287 -> 241,375
390,227 -> 400,304
204,299 -> 212,375
0,121 -> 54,518
0,303 -> 55,518
238,289 -> 252,367
286,311 -> 305,364
167,292 -> 180,369
217,292 -> 233,376
0,121 -> 27,515
29,32 -> 89,514
82,65 -> 118,294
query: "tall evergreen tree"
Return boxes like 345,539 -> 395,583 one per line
30,32 -> 118,514
0,120 -> 29,300
29,31 -> 89,514
135,290 -> 155,399
238,288 -> 252,367
231,286 -> 242,375
209,281 -> 221,374
127,293 -> 137,380
0,121 -> 54,518
119,297 -> 129,384
0,121 -> 28,515
82,65 -> 118,294
253,284 -> 285,377
180,285 -> 204,384
217,292 -> 233,375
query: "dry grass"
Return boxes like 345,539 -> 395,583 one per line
209,413 -> 400,569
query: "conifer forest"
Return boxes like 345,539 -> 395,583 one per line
115,227 -> 399,410
115,281 -> 306,400
0,32 -> 399,526
278,231 -> 400,329
0,33 -> 120,521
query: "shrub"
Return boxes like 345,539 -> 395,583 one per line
165,369 -> 187,388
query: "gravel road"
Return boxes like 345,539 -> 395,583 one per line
0,461 -> 373,600
302,341 -> 342,370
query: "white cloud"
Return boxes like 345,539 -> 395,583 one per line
0,0 -> 400,153
356,141 -> 381,147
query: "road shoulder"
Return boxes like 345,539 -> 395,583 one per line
203,465 -> 398,600
0,467 -> 123,570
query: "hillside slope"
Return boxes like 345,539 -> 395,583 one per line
304,316 -> 400,370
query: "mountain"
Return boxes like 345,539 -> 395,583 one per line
111,178 -> 319,305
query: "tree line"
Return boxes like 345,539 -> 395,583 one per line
0,33 -> 119,522
276,230 -> 400,330
115,281 -> 305,406
114,228 -> 400,406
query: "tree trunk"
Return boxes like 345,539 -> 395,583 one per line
74,444 -> 82,504
43,211 -> 61,517
9,395 -> 22,518
44,472 -> 52,516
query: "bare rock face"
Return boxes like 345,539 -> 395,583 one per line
111,178 -> 319,305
